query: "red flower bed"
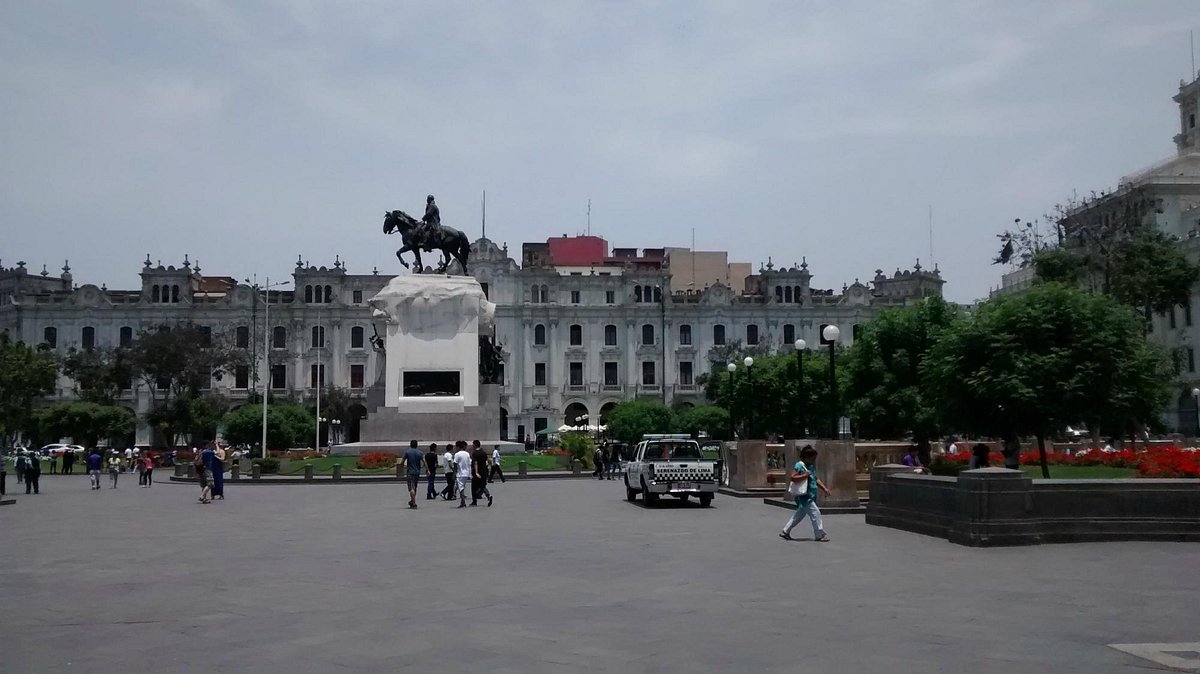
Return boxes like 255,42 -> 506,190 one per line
1136,447 -> 1200,478
356,452 -> 398,470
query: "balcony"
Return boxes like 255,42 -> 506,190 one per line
601,382 -> 622,392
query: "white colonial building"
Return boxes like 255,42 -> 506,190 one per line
0,237 -> 944,447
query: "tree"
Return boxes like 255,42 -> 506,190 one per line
844,297 -> 957,457
222,403 -> 314,451
32,402 -> 135,448
674,405 -> 731,440
925,283 -> 1173,477
59,346 -> 134,405
705,351 -> 844,439
558,431 -> 596,468
0,334 -> 58,444
606,401 -> 676,444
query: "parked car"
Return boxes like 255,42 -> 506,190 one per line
39,443 -> 84,456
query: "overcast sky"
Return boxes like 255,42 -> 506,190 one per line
4,1 -> 1200,301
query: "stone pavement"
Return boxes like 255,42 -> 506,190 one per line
1,474 -> 1197,673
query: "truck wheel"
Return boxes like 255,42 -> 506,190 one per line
700,494 -> 713,508
624,475 -> 637,502
641,478 -> 658,506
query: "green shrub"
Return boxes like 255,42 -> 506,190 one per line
928,458 -> 963,476
252,457 -> 280,474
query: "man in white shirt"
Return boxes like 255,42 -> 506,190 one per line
452,441 -> 472,508
488,445 -> 506,484
440,446 -> 457,500
123,447 -> 134,472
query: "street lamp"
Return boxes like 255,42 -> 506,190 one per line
1192,388 -> 1199,437
822,325 -> 841,439
743,356 -> 755,439
726,362 -> 737,439
794,339 -> 806,439
259,277 -> 290,459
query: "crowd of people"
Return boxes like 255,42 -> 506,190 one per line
400,439 -> 502,509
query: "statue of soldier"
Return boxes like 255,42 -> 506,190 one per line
420,194 -> 440,245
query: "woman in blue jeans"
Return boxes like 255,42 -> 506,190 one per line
780,446 -> 832,542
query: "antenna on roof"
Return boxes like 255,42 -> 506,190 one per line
481,189 -> 486,240
587,198 -> 591,236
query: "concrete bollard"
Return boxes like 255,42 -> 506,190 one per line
332,464 -> 342,481
251,463 -> 261,480
231,465 -> 240,481
396,460 -> 403,479
571,458 -> 581,475
174,464 -> 185,477
304,464 -> 314,481
187,463 -> 196,479
518,460 -> 528,477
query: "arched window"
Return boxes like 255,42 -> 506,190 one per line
540,285 -> 549,303
642,324 -> 655,346
794,286 -> 802,303
783,324 -> 795,344
235,326 -> 250,349
747,324 -> 759,345
569,324 -> 583,346
653,287 -> 662,303
81,326 -> 95,350
43,326 -> 57,348
679,324 -> 692,345
151,285 -> 160,303
171,285 -> 180,303
311,325 -> 325,348
305,285 -> 313,303
272,326 -> 287,349
534,324 -> 547,346
713,324 -> 726,345
324,285 -> 333,303
635,286 -> 643,303
604,324 -> 617,346
775,286 -> 783,302
784,286 -> 793,303
119,326 -> 133,347
351,326 -> 364,349
530,284 -> 539,303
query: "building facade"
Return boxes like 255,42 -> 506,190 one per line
0,239 -> 944,447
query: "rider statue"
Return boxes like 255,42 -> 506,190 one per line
420,194 -> 440,242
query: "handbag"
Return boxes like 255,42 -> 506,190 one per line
786,477 -> 807,499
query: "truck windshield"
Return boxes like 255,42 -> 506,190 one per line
642,442 -> 702,461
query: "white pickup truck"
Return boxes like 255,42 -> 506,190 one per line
624,435 -> 719,507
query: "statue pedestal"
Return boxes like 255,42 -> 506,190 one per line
332,274 -> 519,455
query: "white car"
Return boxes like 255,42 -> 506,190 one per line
40,444 -> 85,456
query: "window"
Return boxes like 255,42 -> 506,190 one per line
119,326 -> 133,348
534,363 -> 547,386
775,286 -> 783,302
351,364 -> 365,389
1170,307 -> 1177,329
679,361 -> 694,386
852,324 -> 862,340
530,284 -> 539,303
569,324 -> 583,346
310,363 -> 325,388
1192,113 -> 1197,129
604,324 -> 618,346
534,324 -> 547,346
635,286 -> 643,303
783,324 -> 795,344
353,290 -> 363,304
794,286 -> 802,303
324,285 -> 333,303
480,283 -> 489,299
747,324 -> 759,345
234,365 -> 249,389
642,324 -> 655,346
272,326 -> 287,349
606,290 -> 615,304
653,286 -> 661,303
271,364 -> 286,390
713,324 -> 726,345
540,284 -> 549,302
1186,301 -> 1194,327
311,326 -> 325,348
43,326 -> 57,348
351,326 -> 365,349
569,361 -> 584,386
81,326 -> 95,350
1190,348 -> 1196,374
236,326 -> 250,349
570,290 -> 581,304
496,362 -> 505,385
305,285 -> 313,303
198,326 -> 212,348
679,324 -> 692,345
785,286 -> 793,303
156,376 -> 170,391
604,362 -> 619,386
171,285 -> 180,303
152,285 -> 160,303
642,361 -> 656,386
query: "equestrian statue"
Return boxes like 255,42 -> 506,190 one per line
382,194 -> 471,274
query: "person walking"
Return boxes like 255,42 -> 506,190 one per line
87,449 -> 103,490
488,445 -> 506,484
137,454 -> 148,487
48,451 -> 58,475
471,440 -> 492,507
211,443 -> 226,500
14,450 -> 26,485
107,451 -> 121,488
401,440 -> 424,509
195,451 -> 212,504
424,443 -> 440,500
452,441 -> 472,508
24,450 -> 41,494
779,446 -> 831,542
142,454 -> 154,487
124,447 -> 134,472
1,452 -> 7,497
441,445 -> 457,501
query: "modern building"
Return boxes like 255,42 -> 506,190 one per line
0,237 -> 944,447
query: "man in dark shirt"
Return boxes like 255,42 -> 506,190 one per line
470,440 -> 492,507
401,440 -> 424,509
24,451 -> 41,494
424,443 -> 440,500
87,450 -> 103,490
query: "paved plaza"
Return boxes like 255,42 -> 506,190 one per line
2,475 -> 1198,672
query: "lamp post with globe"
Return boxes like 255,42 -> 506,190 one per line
726,362 -> 737,439
794,339 -> 806,438
822,325 -> 841,439
743,356 -> 755,439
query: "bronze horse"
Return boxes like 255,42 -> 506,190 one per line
382,210 -> 471,274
